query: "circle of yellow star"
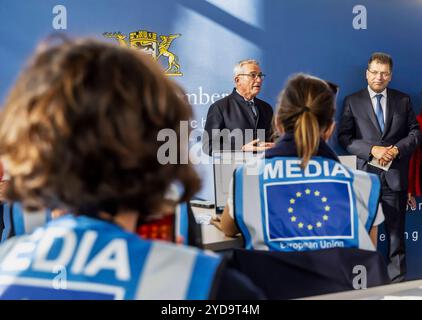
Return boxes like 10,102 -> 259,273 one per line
290,189 -> 332,231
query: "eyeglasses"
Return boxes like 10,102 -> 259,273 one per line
237,72 -> 266,80
367,69 -> 391,78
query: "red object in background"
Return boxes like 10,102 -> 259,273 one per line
136,215 -> 175,242
408,114 -> 422,196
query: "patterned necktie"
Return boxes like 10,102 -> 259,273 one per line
375,94 -> 384,132
247,100 -> 257,119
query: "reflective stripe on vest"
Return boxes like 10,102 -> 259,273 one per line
234,156 -> 380,252
0,203 -> 12,242
1,202 -> 49,242
135,241 -> 220,299
11,203 -> 52,236
175,202 -> 189,245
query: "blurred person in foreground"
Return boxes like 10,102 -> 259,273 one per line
0,38 -> 263,300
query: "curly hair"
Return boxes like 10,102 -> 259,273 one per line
0,38 -> 200,217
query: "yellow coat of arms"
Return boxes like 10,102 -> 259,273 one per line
103,30 -> 182,76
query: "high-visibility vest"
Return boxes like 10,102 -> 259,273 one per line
0,215 -> 221,299
234,156 -> 380,252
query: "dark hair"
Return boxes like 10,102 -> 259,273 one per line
275,74 -> 336,168
368,52 -> 393,71
0,38 -> 200,217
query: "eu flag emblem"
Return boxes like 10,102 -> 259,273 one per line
264,181 -> 353,241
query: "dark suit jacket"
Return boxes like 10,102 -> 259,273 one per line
338,88 -> 421,191
202,89 -> 273,156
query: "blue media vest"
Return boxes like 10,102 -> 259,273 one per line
0,215 -> 221,299
234,156 -> 380,252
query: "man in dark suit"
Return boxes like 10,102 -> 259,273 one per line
202,59 -> 274,156
338,52 -> 421,282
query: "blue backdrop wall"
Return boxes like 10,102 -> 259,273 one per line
1,0 -> 422,280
